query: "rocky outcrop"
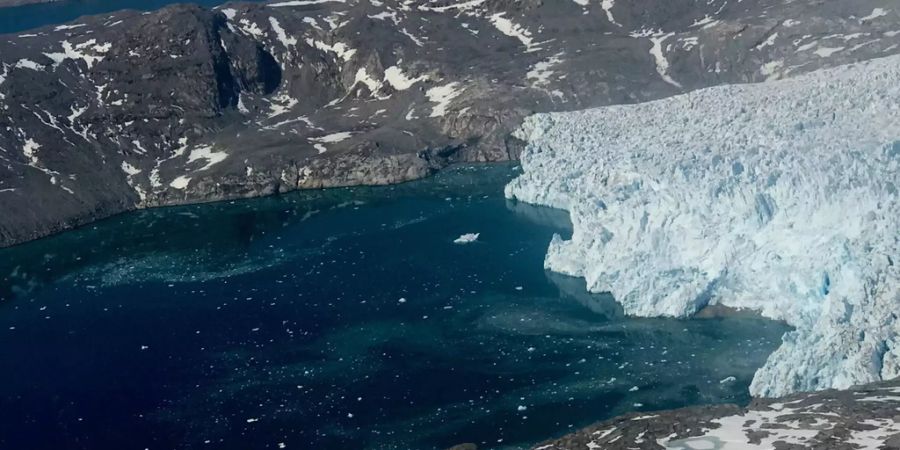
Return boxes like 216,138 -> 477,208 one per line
530,378 -> 900,450
0,0 -> 899,246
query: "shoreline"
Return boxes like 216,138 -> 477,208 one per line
0,157 -> 518,249
521,377 -> 900,450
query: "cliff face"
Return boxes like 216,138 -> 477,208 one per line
527,378 -> 900,450
0,0 -> 898,246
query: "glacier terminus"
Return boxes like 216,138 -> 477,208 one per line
506,54 -> 900,398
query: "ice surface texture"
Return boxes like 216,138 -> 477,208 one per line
506,55 -> 900,397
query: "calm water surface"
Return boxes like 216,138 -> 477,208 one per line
0,0 -> 263,34
0,165 -> 789,450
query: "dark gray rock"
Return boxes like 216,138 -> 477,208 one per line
530,378 -> 900,449
0,0 -> 898,246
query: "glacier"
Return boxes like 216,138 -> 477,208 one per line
505,54 -> 900,398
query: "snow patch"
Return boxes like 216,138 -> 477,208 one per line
426,82 -> 463,117
22,138 -> 41,165
648,33 -> 681,88
309,131 -> 353,146
305,39 -> 356,61
187,145 -> 228,171
601,0 -> 620,26
269,0 -> 345,7
220,8 -> 237,20
814,46 -> 844,57
527,53 -> 563,88
170,176 -> 191,190
417,0 -> 485,13
384,66 -> 426,90
269,17 -> 297,47
54,23 -> 85,31
121,161 -> 141,176
489,13 -> 539,51
15,59 -> 43,70
859,8 -> 888,23
44,39 -> 111,69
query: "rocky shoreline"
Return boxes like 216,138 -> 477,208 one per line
2,0 -> 899,247
444,379 -> 900,450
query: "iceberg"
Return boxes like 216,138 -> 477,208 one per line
454,233 -> 480,244
505,55 -> 900,397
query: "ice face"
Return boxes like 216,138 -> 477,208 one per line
506,54 -> 900,398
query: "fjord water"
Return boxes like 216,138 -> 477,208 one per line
0,165 -> 788,450
0,0 -> 264,34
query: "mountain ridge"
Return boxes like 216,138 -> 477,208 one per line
0,0 -> 898,247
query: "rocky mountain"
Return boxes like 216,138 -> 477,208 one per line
0,0 -> 898,246
526,378 -> 900,450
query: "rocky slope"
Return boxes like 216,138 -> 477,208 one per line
527,378 -> 900,450
0,0 -> 898,246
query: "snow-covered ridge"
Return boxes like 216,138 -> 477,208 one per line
506,54 -> 900,397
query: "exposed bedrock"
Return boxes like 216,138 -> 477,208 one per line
1,0 -> 899,246
528,378 -> 900,450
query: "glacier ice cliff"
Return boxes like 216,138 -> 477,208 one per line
505,55 -> 900,398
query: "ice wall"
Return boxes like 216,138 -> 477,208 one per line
505,55 -> 900,397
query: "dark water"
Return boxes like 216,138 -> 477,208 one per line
0,164 -> 788,450
0,0 -> 263,34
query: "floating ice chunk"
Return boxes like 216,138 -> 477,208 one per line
453,233 -> 480,244
506,54 -> 900,398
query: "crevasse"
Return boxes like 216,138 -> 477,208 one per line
505,54 -> 900,397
